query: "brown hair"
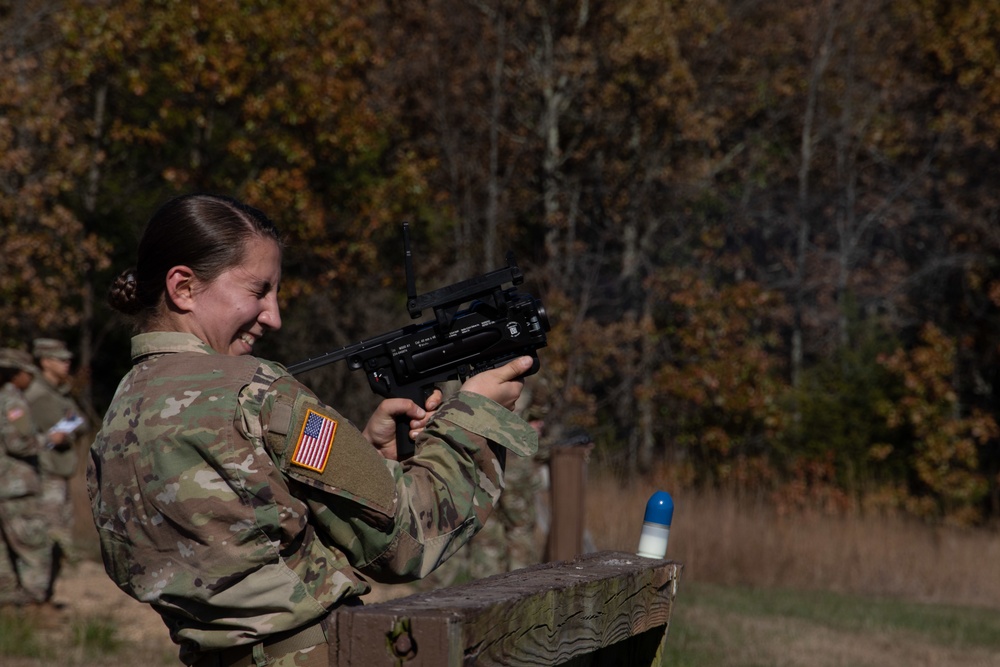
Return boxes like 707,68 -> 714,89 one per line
108,194 -> 281,325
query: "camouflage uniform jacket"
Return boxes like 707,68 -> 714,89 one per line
25,375 -> 83,478
0,382 -> 44,499
87,332 -> 537,663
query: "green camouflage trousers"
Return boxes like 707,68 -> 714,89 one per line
0,494 -> 54,604
40,475 -> 74,556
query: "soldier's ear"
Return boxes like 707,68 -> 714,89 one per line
165,265 -> 197,313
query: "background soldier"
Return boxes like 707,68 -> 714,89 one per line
25,338 -> 86,580
416,384 -> 547,588
0,348 -> 64,615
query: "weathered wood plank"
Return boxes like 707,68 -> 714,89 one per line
328,551 -> 682,667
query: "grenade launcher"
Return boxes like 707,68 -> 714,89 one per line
286,223 -> 550,459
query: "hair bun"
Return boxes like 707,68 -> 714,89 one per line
107,268 -> 143,315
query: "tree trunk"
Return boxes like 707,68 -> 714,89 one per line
79,81 -> 108,424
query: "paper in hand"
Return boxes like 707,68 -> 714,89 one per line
49,414 -> 85,435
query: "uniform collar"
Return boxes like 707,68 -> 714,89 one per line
29,374 -> 68,395
131,331 -> 217,363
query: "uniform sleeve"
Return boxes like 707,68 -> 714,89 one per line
259,376 -> 538,583
1,395 -> 44,458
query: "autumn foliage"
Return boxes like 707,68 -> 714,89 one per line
3,0 -> 1000,525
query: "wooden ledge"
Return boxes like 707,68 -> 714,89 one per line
328,550 -> 683,666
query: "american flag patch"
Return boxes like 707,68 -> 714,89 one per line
291,409 -> 338,473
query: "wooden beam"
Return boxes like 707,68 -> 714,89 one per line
328,551 -> 682,666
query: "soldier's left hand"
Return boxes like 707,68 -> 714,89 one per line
362,389 -> 444,460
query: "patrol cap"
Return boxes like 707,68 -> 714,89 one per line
32,338 -> 73,361
0,348 -> 40,375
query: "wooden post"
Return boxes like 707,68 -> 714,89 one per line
327,551 -> 682,666
546,442 -> 593,561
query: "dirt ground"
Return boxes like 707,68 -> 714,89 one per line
0,558 -> 179,667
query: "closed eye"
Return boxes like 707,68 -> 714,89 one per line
254,281 -> 275,298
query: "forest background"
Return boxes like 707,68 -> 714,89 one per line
3,0 -> 1000,528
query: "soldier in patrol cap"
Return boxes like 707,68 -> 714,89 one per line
0,348 -> 66,610
26,337 -> 87,592
89,193 -> 538,667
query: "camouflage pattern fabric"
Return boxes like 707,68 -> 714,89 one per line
418,450 -> 543,588
0,382 -> 44,499
410,384 -> 547,590
25,374 -> 85,564
489,450 -> 543,572
0,382 -> 52,604
0,495 -> 52,604
88,331 -> 537,666
25,374 -> 84,479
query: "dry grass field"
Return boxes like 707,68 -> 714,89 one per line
586,471 -> 1000,608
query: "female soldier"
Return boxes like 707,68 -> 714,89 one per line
87,193 -> 537,667
0,348 -> 65,611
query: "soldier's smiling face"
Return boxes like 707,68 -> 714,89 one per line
186,235 -> 283,356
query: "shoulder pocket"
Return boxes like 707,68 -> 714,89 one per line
270,394 -> 397,520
